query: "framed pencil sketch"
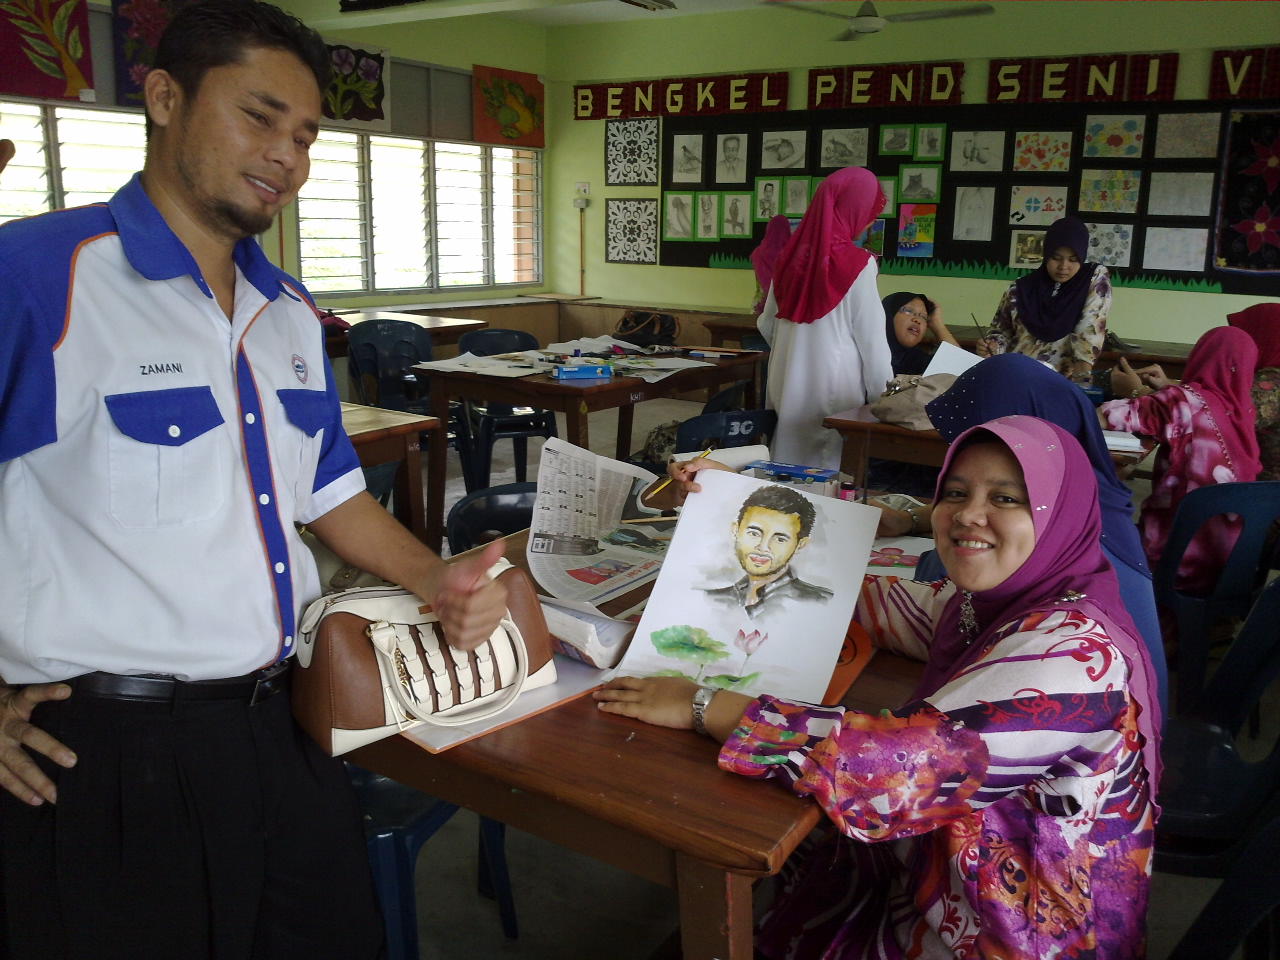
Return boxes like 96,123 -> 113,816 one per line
783,177 -> 811,217
877,176 -> 896,217
605,199 -> 659,265
754,179 -> 781,221
898,164 -> 941,203
760,130 -> 807,170
1009,228 -> 1046,269
694,192 -> 720,241
663,192 -> 694,241
950,130 -> 1005,172
913,123 -> 946,162
714,133 -> 749,184
720,193 -> 752,237
879,124 -> 914,156
819,127 -> 869,167
671,133 -> 704,184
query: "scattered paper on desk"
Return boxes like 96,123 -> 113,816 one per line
527,438 -> 671,604
1103,430 -> 1145,453
923,340 -> 984,378
412,351 -> 547,378
615,469 -> 880,703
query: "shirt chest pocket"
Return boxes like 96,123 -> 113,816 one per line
104,386 -> 229,528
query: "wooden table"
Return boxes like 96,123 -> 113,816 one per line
417,352 -> 764,550
324,310 -> 488,359
703,316 -> 759,349
823,405 -> 1155,489
350,530 -> 921,959
340,402 -> 441,545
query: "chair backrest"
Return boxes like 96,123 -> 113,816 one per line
1155,482 -> 1280,607
675,409 -> 776,454
446,481 -> 538,555
458,328 -> 539,357
346,319 -> 434,412
701,381 -> 747,415
1196,576 -> 1280,733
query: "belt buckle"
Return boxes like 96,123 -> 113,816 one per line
249,662 -> 285,706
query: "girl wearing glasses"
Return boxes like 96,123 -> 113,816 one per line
882,291 -> 958,376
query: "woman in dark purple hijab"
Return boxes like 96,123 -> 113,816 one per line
980,216 -> 1112,384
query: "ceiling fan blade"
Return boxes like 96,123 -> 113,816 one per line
884,3 -> 994,23
854,0 -> 880,16
764,1 -> 860,21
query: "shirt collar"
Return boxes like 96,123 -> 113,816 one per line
108,172 -> 283,302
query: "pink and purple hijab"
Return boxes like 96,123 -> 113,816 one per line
750,215 -> 793,314
916,415 -> 1162,791
1179,326 -> 1262,482
772,167 -> 885,325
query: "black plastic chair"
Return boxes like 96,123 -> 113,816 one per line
346,763 -> 517,959
1154,481 -> 1280,712
446,481 -> 539,556
1156,579 -> 1280,879
457,329 -> 557,490
347,318 -> 475,491
674,408 -> 776,455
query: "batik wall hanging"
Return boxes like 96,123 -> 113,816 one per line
605,118 -> 658,186
111,0 -> 190,105
473,65 -> 544,149
605,198 -> 658,264
2,0 -> 94,100
1214,109 -> 1280,276
323,42 -> 388,129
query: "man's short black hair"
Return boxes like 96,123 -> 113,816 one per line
150,0 -> 329,129
737,485 -> 817,540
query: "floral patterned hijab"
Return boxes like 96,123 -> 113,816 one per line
1179,326 -> 1262,482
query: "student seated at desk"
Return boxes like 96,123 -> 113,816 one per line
1227,302 -> 1280,482
881,291 -> 958,376
599,415 -> 1162,960
1100,326 -> 1261,593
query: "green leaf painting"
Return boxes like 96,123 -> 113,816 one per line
2,0 -> 90,97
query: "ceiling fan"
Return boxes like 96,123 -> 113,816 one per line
765,0 -> 995,41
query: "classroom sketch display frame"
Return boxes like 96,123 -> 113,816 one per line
655,99 -> 1274,295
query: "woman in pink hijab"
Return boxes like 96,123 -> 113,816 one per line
756,168 -> 893,469
1228,303 -> 1280,481
1101,326 -> 1262,591
749,215 -> 793,316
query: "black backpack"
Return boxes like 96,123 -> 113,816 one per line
613,310 -> 680,349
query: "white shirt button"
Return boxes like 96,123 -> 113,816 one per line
274,562 -> 286,574
245,413 -> 256,425
259,493 -> 270,505
168,424 -> 181,438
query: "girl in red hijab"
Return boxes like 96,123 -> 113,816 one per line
1228,303 -> 1280,481
756,167 -> 892,469
1100,326 -> 1262,591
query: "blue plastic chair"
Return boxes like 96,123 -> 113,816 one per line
1154,481 -> 1280,712
446,482 -> 538,556
346,763 -> 517,959
457,329 -> 557,490
347,318 -> 475,491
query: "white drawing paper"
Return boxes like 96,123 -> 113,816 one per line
1155,112 -> 1221,159
950,130 -> 1005,172
1147,171 -> 1215,217
615,470 -> 879,703
952,186 -> 995,241
1009,185 -> 1069,226
923,340 -> 983,378
1142,227 -> 1208,273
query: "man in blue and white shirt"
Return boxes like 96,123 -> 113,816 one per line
0,2 -> 506,956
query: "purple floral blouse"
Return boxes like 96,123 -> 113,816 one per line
1253,367 -> 1280,482
985,265 -> 1111,384
719,576 -> 1155,960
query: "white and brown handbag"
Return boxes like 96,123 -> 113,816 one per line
292,559 -> 557,756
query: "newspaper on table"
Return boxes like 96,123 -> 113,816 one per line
545,337 -> 712,383
412,350 -> 548,378
614,469 -> 881,703
528,438 -> 673,605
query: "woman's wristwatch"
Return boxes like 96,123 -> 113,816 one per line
691,685 -> 718,736
904,503 -> 923,535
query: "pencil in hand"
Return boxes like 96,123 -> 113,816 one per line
642,446 -> 716,500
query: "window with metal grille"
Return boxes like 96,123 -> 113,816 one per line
296,131 -> 541,295
0,99 -> 145,226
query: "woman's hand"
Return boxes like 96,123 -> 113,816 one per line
1109,357 -> 1145,399
1134,363 -> 1172,391
876,506 -> 912,537
594,675 -> 700,729
666,457 -> 733,504
927,305 -> 959,348
975,338 -> 995,358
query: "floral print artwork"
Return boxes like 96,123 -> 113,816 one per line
1253,368 -> 1280,481
605,198 -> 658,264
1214,110 -> 1280,274
1079,168 -> 1142,214
1083,114 -> 1146,158
1012,131 -> 1072,172
1086,221 -> 1135,268
323,44 -> 385,124
605,118 -> 658,186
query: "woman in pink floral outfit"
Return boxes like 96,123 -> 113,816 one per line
1100,326 -> 1261,592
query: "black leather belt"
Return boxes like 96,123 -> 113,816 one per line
70,660 -> 291,705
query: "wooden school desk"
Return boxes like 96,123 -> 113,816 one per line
416,351 -> 764,550
823,405 -> 1155,489
340,402 -> 441,545
350,529 -> 923,960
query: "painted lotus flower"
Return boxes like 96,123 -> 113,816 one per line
331,46 -> 356,76
1231,202 -> 1280,254
734,629 -> 766,656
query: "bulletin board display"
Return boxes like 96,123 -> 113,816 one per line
656,99 -> 1277,296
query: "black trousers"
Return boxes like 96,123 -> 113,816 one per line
0,684 -> 383,960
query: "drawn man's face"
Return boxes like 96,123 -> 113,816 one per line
723,137 -> 740,163
731,506 -> 807,580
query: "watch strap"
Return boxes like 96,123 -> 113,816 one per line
691,684 -> 717,736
